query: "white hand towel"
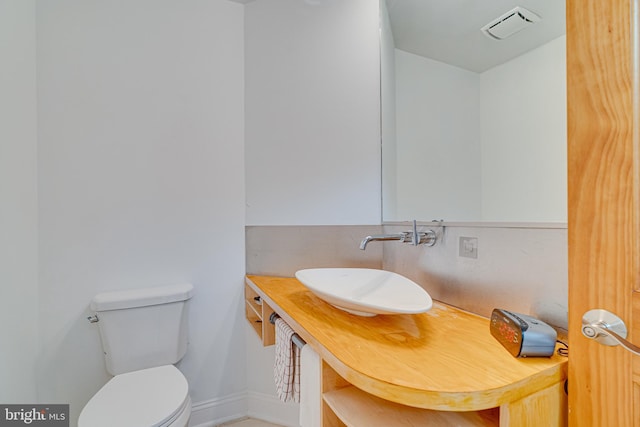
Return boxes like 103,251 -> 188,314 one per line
274,317 -> 300,403
299,344 -> 321,427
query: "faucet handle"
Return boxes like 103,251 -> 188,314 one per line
408,220 -> 437,247
416,230 -> 437,246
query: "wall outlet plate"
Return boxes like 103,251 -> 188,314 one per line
459,237 -> 478,258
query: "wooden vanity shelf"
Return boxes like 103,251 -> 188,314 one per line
246,275 -> 568,427
324,386 -> 498,427
321,361 -> 499,427
244,282 -> 275,346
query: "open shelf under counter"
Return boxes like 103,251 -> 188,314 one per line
245,275 -> 568,427
324,385 -> 499,427
244,281 -> 275,346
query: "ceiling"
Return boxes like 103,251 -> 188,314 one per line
385,0 -> 566,73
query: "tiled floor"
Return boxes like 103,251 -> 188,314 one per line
217,417 -> 285,427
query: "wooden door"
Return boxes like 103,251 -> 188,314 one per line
567,0 -> 640,425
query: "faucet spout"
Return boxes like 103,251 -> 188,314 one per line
359,233 -> 408,250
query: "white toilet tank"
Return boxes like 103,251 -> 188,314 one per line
90,283 -> 194,376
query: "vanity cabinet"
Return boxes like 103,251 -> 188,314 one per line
245,275 -> 567,427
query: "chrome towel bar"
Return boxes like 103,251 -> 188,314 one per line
270,312 -> 306,349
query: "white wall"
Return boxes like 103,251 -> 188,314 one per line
394,50 -> 482,221
35,1 -> 246,425
480,36 -> 567,222
388,36 -> 566,223
245,0 -> 381,226
387,37 -> 568,322
380,0 -> 398,220
0,0 -> 39,403
243,1 -> 380,424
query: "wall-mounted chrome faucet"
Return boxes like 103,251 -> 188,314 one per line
359,220 -> 437,250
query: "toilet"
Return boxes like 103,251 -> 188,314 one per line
79,283 -> 194,427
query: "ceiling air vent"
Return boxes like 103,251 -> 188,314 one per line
481,6 -> 541,40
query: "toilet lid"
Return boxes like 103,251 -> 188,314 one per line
79,365 -> 189,427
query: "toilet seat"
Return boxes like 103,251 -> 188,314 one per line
79,365 -> 190,427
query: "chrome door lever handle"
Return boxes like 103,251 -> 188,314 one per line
582,309 -> 640,356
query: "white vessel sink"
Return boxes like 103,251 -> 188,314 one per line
294,268 -> 432,317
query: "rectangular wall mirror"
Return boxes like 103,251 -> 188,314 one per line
381,0 -> 567,224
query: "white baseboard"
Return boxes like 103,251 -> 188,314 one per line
188,391 -> 300,427
189,391 -> 248,427
247,391 -> 300,427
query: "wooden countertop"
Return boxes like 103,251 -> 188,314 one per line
246,275 -> 568,411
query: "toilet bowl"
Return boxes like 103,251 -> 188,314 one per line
79,284 -> 194,427
79,365 -> 191,427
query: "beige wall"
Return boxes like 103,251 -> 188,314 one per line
246,224 -> 567,330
